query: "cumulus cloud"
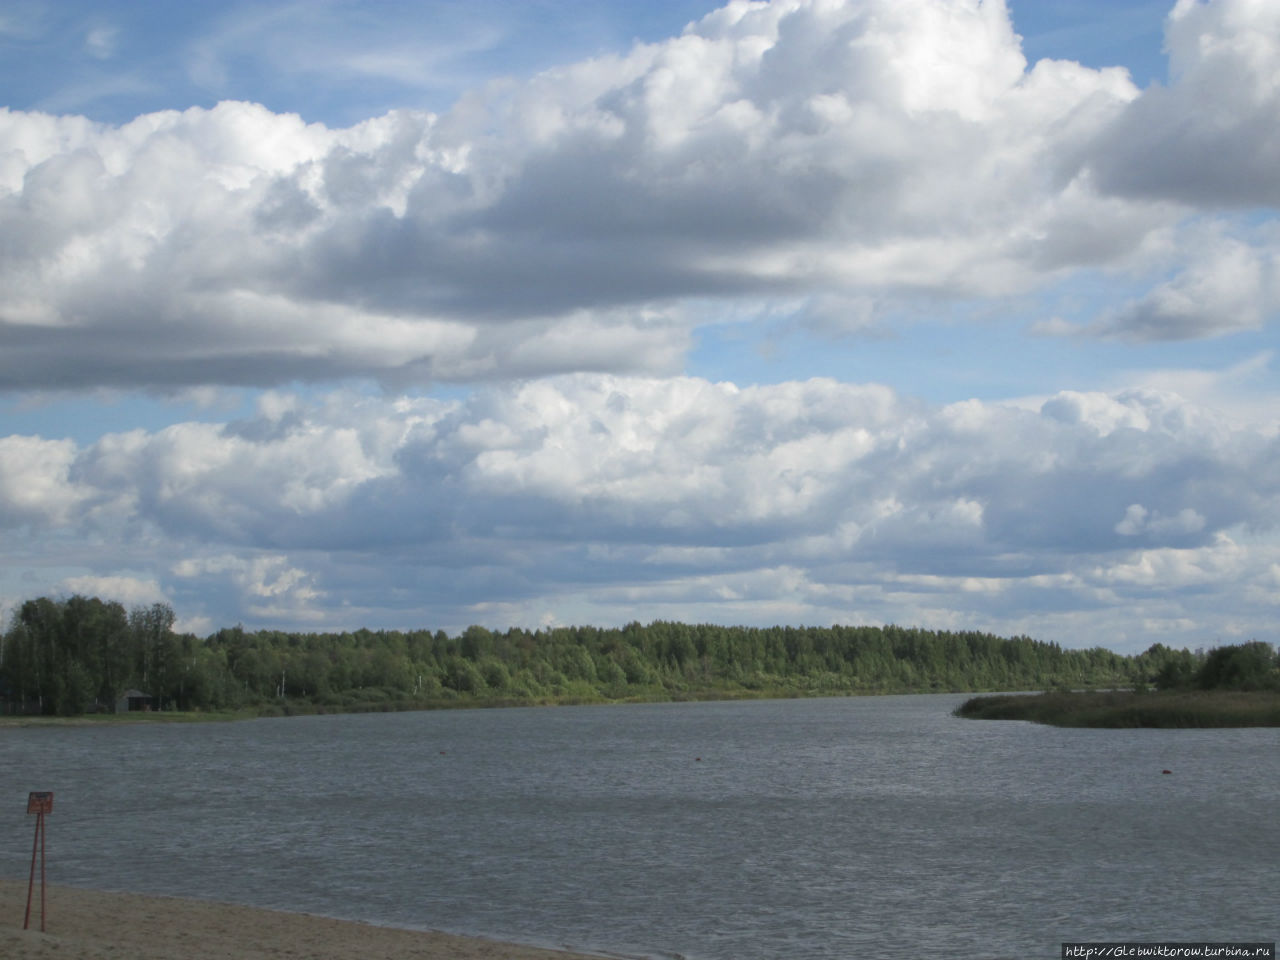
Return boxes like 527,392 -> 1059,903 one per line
1,374 -> 1278,647
1117,351 -> 1280,428
1087,0 -> 1280,208
4,0 -> 1280,653
172,553 -> 325,621
1088,234 -> 1276,341
0,435 -> 88,525
1114,503 -> 1206,537
0,0 -> 1223,391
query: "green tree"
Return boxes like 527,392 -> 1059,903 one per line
1196,642 -> 1278,691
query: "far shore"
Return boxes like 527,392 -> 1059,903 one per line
0,878 -> 619,960
0,686 -> 958,726
954,689 -> 1280,727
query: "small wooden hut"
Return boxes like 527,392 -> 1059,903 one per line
115,689 -> 154,713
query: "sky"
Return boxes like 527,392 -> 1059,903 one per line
0,0 -> 1277,652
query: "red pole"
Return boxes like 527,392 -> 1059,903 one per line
23,812 -> 39,930
40,810 -> 47,932
23,793 -> 52,931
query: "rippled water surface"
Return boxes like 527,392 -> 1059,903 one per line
2,695 -> 1277,959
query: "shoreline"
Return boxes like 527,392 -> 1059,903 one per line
0,688 -> 1006,727
0,878 -> 620,960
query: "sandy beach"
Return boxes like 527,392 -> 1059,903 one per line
0,878 -> 616,960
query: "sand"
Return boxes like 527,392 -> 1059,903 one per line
0,878 -> 617,960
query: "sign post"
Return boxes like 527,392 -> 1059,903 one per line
24,791 -> 52,932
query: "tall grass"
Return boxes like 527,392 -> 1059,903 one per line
954,690 -> 1280,728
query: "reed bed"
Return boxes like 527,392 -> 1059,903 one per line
954,689 -> 1280,727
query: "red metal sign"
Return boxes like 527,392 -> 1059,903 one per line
26,791 -> 53,815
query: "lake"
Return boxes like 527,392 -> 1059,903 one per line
2,695 -> 1277,959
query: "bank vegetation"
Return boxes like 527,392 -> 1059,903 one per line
955,640 -> 1280,727
0,594 -> 1206,718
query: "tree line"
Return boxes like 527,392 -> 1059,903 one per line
0,594 -> 1267,716
1145,639 -> 1280,692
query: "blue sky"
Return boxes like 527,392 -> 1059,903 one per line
0,0 -> 1277,652
1,1 -> 1173,124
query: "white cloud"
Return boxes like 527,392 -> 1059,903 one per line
85,26 -> 118,60
1115,503 -> 1206,537
1089,532 -> 1248,590
60,574 -> 166,608
173,552 -> 325,621
1039,390 -> 1158,434
0,0 -> 1223,391
0,374 -> 1277,647
2,0 -> 1280,654
1088,0 -> 1280,207
1088,234 -> 1275,341
0,435 -> 90,525
75,390 -> 430,543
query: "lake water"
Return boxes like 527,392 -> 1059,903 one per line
1,695 -> 1277,959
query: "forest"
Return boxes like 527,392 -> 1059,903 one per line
0,594 -> 1231,717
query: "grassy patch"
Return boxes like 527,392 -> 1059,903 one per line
2,684 -> 954,725
0,709 -> 255,726
955,690 -> 1280,728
